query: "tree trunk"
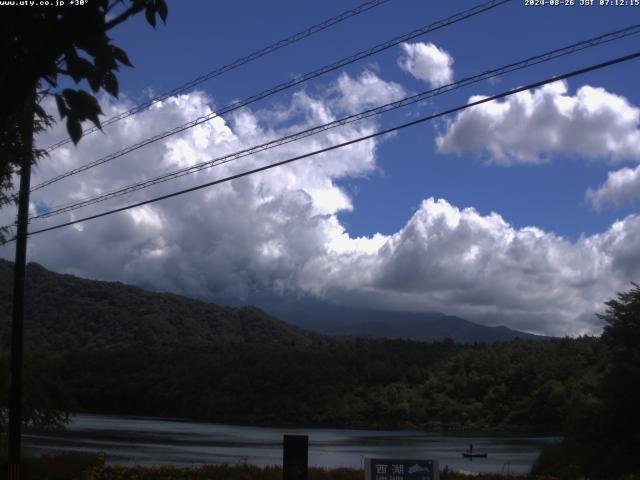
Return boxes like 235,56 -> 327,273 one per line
8,84 -> 35,480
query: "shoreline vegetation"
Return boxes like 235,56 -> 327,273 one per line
0,264 -> 638,477
3,453 -> 640,480
1,337 -> 602,433
0,453 -> 596,480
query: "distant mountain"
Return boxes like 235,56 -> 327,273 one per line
0,259 -> 319,351
268,300 -> 548,343
0,259 -> 546,350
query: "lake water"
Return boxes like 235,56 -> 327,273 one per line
24,414 -> 559,474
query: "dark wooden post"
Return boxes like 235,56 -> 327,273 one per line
8,85 -> 35,480
283,434 -> 308,480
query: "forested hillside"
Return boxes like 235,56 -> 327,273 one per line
2,336 -> 603,432
0,260 -> 318,350
0,259 -> 603,433
0,260 -> 544,347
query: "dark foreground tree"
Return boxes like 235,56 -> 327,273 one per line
0,0 -> 168,242
595,283 -> 640,474
0,1 -> 168,475
533,284 -> 640,478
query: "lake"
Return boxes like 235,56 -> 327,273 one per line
24,414 -> 559,474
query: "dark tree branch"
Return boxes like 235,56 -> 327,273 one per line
104,4 -> 139,31
106,0 -> 124,15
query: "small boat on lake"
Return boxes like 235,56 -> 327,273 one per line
462,452 -> 488,459
462,444 -> 488,459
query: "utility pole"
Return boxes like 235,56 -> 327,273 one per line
8,85 -> 35,480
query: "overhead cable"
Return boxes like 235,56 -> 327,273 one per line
20,50 -> 640,239
28,23 -> 640,221
31,0 -> 512,192
43,0 -> 394,152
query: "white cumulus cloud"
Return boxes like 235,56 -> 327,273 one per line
2,73 -> 640,337
299,198 -> 639,336
1,73 -> 386,300
436,81 -> 640,164
333,70 -> 406,114
398,42 -> 454,88
587,165 -> 640,210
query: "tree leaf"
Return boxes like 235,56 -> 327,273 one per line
55,94 -> 68,119
111,46 -> 133,67
145,3 -> 156,28
34,104 -> 47,121
87,73 -> 102,92
66,116 -> 82,145
155,0 -> 167,23
94,42 -> 118,72
64,49 -> 83,83
102,71 -> 119,97
130,0 -> 147,14
74,31 -> 104,57
63,89 -> 103,130
66,52 -> 96,85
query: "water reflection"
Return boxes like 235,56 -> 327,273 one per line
24,414 -> 558,474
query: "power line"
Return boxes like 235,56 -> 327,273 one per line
31,0 -> 512,192
27,23 -> 640,221
21,50 -> 640,239
42,0 -> 393,153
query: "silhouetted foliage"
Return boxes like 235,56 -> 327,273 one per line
0,0 -> 168,242
599,283 -> 640,434
0,259 -> 607,433
0,260 -> 320,351
533,284 -> 640,478
0,337 -> 604,432
3,261 -> 638,480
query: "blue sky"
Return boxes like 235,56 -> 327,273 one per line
109,0 -> 640,240
3,0 -> 640,336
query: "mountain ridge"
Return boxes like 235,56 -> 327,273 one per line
0,259 -> 318,350
274,302 -> 548,342
0,259 -> 546,349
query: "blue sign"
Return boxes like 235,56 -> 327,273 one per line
365,458 -> 439,480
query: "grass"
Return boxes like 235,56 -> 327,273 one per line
1,454 -> 639,480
